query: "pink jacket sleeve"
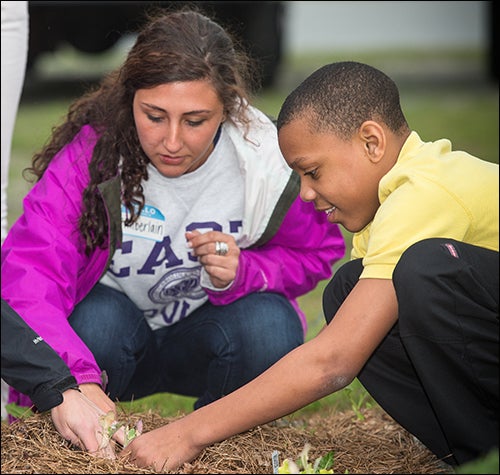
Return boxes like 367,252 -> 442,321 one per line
1,126 -> 105,388
205,196 -> 345,308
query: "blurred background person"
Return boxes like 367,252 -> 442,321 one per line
1,0 -> 29,421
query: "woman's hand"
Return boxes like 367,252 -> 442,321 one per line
186,230 -> 240,288
50,383 -> 125,458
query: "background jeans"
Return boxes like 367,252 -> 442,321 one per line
69,283 -> 303,409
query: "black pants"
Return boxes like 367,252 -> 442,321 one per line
322,238 -> 499,466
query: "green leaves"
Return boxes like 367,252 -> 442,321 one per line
98,410 -> 143,449
5,402 -> 34,419
123,419 -> 143,447
277,443 -> 335,474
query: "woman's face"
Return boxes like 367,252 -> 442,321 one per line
133,80 -> 226,177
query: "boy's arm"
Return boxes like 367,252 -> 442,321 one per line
122,278 -> 398,471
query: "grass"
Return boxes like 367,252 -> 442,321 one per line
5,47 -> 499,472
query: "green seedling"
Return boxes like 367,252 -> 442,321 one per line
278,443 -> 334,474
99,410 -> 143,449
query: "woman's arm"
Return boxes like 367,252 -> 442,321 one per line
206,197 -> 345,303
1,126 -> 104,386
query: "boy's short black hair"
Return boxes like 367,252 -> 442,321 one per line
277,61 -> 409,140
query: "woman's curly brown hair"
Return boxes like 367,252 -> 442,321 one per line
24,7 -> 255,254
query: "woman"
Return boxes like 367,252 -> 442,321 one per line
1,7 -> 344,443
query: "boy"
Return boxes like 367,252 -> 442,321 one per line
123,61 -> 499,471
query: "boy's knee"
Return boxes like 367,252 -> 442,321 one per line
393,238 -> 457,330
323,259 -> 363,324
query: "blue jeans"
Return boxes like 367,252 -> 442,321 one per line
69,284 -> 303,408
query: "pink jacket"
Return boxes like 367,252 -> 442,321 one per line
2,123 -> 345,408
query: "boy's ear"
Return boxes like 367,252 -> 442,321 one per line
359,121 -> 385,163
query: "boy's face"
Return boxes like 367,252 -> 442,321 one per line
278,117 -> 382,233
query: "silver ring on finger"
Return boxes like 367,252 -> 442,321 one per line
215,241 -> 229,256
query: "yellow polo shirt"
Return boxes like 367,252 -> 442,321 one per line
352,131 -> 499,279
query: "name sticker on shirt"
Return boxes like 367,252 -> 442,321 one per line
122,204 -> 165,241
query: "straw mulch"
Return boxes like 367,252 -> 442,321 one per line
1,406 -> 452,474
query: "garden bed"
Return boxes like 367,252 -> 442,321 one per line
1,406 -> 451,474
